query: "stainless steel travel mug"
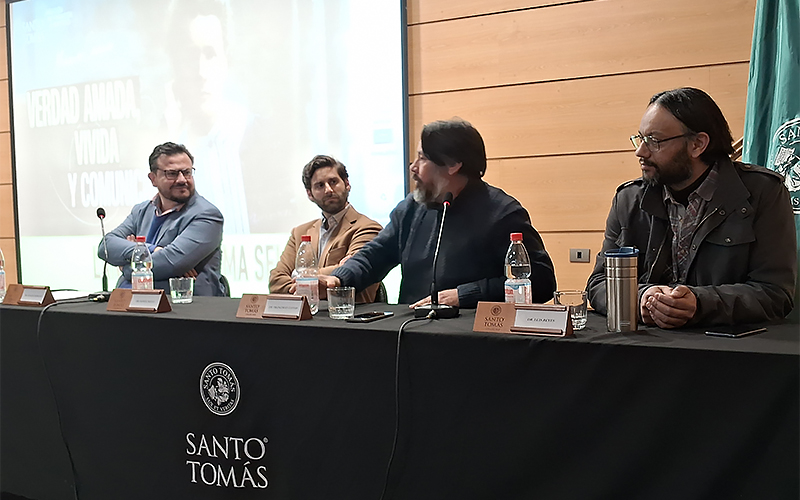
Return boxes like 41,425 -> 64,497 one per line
605,247 -> 639,332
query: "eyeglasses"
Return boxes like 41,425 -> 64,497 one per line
158,167 -> 195,180
630,133 -> 692,152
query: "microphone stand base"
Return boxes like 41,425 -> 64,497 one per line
414,303 -> 459,319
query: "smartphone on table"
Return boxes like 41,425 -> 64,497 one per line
346,311 -> 394,323
704,325 -> 767,338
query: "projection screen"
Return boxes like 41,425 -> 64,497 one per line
10,0 -> 407,298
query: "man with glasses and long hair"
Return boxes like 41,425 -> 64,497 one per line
98,142 -> 226,296
587,87 -> 796,328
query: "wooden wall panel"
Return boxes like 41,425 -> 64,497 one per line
408,0 -> 569,25
410,63 -> 749,159
1,19 -> 10,286
0,80 -> 8,132
540,231 -> 605,292
1,238 -> 17,285
0,132 -> 9,184
0,183 -> 14,238
0,30 -> 6,81
483,152 -> 637,233
409,0 -> 754,95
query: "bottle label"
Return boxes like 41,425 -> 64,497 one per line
295,278 -> 315,293
295,277 -> 319,314
132,272 -> 154,290
504,279 -> 531,304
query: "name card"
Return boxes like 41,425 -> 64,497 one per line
236,293 -> 312,320
265,298 -> 304,318
1,284 -> 56,307
129,292 -> 164,311
473,302 -> 573,337
512,304 -> 572,336
20,287 -> 49,305
106,288 -> 172,313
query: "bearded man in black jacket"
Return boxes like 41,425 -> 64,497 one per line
321,118 -> 556,308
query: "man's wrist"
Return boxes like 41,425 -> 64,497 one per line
685,286 -> 701,324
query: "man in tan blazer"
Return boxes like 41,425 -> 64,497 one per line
269,155 -> 383,303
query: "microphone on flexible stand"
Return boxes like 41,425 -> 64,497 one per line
89,207 -> 112,302
414,192 -> 459,319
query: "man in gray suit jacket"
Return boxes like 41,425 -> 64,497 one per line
98,142 -> 225,296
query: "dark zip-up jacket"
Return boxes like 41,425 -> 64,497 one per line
587,158 -> 796,326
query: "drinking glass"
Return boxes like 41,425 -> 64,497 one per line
554,290 -> 588,330
328,287 -> 355,319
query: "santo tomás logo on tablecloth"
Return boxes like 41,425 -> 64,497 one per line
772,117 -> 800,214
200,362 -> 240,416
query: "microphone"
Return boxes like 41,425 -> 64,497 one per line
90,207 -> 112,302
414,192 -> 459,319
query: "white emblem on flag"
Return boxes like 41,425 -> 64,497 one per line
772,118 -> 800,203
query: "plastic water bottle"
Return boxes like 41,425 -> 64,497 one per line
295,234 -> 319,314
504,232 -> 532,304
0,247 -> 6,301
131,236 -> 154,290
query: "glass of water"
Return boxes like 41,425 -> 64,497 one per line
554,290 -> 588,330
328,286 -> 355,319
169,277 -> 195,304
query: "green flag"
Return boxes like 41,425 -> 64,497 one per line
743,0 -> 800,321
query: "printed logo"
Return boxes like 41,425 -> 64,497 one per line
772,117 -> 800,213
200,362 -> 240,416
491,305 -> 503,316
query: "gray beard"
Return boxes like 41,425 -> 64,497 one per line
412,186 -> 429,204
413,186 -> 441,208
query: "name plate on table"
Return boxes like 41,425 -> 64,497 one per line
106,289 -> 172,313
236,294 -> 312,320
474,302 -> 574,337
2,284 -> 56,307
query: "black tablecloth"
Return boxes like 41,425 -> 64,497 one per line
2,298 -> 798,499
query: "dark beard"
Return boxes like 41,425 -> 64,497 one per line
314,196 -> 347,214
643,146 -> 693,187
165,186 -> 194,204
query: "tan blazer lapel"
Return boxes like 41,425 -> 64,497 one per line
342,205 -> 359,228
308,219 -> 322,264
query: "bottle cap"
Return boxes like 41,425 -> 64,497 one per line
510,232 -> 523,242
301,235 -> 312,242
136,236 -> 146,243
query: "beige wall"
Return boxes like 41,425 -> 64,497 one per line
0,6 -> 16,286
407,0 -> 756,291
1,1 -> 756,291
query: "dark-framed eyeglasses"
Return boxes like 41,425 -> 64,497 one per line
630,133 -> 692,152
158,167 -> 195,180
